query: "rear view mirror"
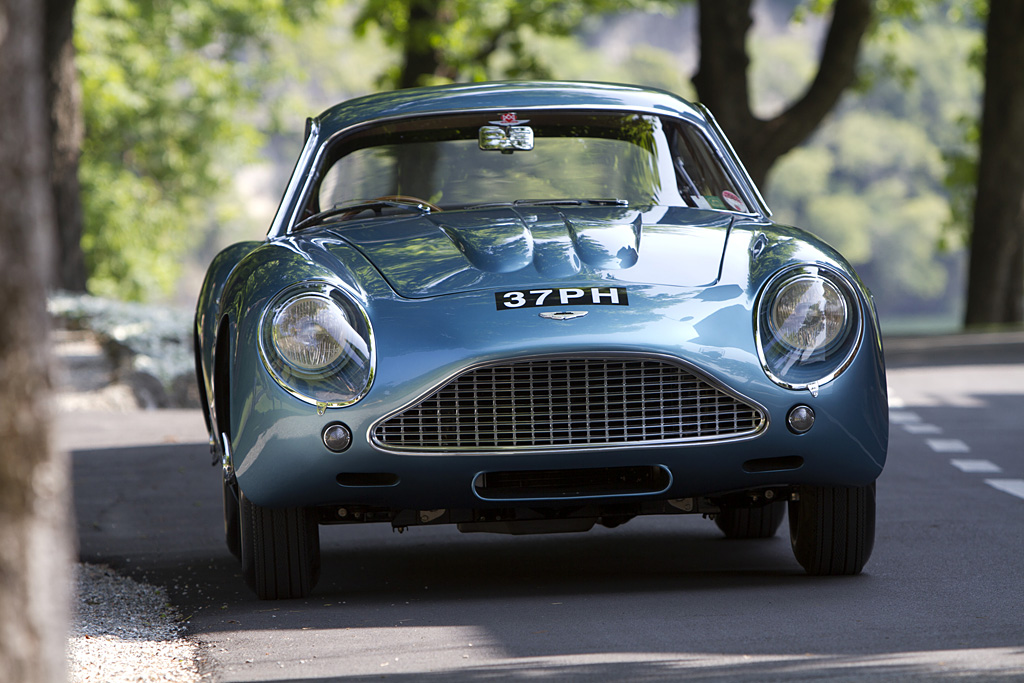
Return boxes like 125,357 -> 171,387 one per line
479,126 -> 534,153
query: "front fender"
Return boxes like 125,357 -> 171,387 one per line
195,241 -> 262,438
213,238 -> 390,463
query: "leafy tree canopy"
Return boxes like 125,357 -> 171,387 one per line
766,10 -> 982,317
353,0 -> 671,88
75,0 -> 332,300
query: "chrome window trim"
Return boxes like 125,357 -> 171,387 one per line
277,104 -> 769,238
693,102 -> 772,218
269,119 -> 321,239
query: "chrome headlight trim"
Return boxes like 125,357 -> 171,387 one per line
258,281 -> 375,408
755,265 -> 864,391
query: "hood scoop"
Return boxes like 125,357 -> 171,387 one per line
434,212 -> 533,274
429,208 -> 643,278
564,212 -> 641,270
326,206 -> 731,298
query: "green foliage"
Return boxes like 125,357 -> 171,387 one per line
353,0 -> 671,87
73,0 -> 984,324
749,13 -> 821,118
766,12 -> 981,316
75,0 -> 332,301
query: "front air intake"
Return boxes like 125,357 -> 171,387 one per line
371,355 -> 766,452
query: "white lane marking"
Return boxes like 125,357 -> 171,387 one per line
926,438 -> 971,453
889,410 -> 922,424
888,401 -> 1022,503
950,459 -> 1003,473
904,423 -> 943,435
985,479 -> 1024,500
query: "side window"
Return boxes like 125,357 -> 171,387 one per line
669,124 -> 749,213
318,147 -> 396,209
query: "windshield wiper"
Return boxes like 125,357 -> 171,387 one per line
512,198 -> 629,207
293,198 -> 433,231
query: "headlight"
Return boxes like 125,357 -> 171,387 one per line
769,276 -> 847,354
756,266 -> 862,390
259,283 -> 373,408
272,296 -> 355,372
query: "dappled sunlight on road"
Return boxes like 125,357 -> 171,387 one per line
205,623 -> 1024,682
888,364 -> 1024,408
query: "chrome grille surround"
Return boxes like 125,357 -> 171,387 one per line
370,354 -> 767,453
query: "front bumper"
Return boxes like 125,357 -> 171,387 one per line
226,281 -> 887,511
230,348 -> 887,511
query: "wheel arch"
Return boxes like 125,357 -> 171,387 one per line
194,318 -> 213,435
214,314 -> 233,448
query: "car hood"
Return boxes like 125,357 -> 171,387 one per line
320,206 -> 734,298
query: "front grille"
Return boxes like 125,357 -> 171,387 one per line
372,355 -> 766,452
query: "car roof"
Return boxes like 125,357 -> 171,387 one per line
312,81 -> 707,136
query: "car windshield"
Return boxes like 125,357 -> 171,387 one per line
310,110 -> 749,217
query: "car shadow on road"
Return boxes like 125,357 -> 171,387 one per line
227,656 -> 1014,683
71,441 -> 822,619
72,438 -> 1024,681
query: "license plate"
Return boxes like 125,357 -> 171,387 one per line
495,287 -> 629,310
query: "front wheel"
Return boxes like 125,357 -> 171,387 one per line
239,491 -> 321,599
714,501 -> 786,539
789,483 -> 875,575
223,476 -> 241,560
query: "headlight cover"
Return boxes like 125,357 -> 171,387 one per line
259,282 -> 374,408
755,265 -> 862,390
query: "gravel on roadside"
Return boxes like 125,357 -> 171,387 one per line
68,563 -> 203,683
54,301 -> 206,682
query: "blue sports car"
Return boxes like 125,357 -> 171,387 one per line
195,81 -> 888,599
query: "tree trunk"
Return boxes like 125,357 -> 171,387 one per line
397,0 -> 457,89
45,0 -> 87,292
693,0 -> 872,189
964,0 -> 1024,326
0,0 -> 71,681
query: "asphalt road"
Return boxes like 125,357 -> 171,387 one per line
67,332 -> 1024,682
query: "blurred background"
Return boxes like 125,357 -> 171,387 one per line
60,0 -> 1006,334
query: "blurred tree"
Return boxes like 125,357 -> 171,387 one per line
46,0 -> 87,292
0,0 -> 71,681
55,0 -> 333,300
354,0 -> 665,89
693,0 -> 872,188
965,0 -> 1024,325
766,14 -> 982,317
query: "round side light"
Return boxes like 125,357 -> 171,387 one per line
323,423 -> 352,452
787,405 -> 816,434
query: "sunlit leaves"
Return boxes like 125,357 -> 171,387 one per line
75,0 -> 331,300
354,0 -> 668,87
766,10 -> 981,315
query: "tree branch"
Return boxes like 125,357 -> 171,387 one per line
758,0 -> 872,165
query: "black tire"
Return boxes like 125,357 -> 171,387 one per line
239,490 -> 321,600
714,500 -> 786,539
223,476 -> 241,560
788,483 -> 875,575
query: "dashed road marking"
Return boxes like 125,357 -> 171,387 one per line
950,459 -> 1003,473
891,397 -> 1023,503
985,479 -> 1024,501
889,410 -> 922,424
904,423 -> 943,435
926,439 -> 971,454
